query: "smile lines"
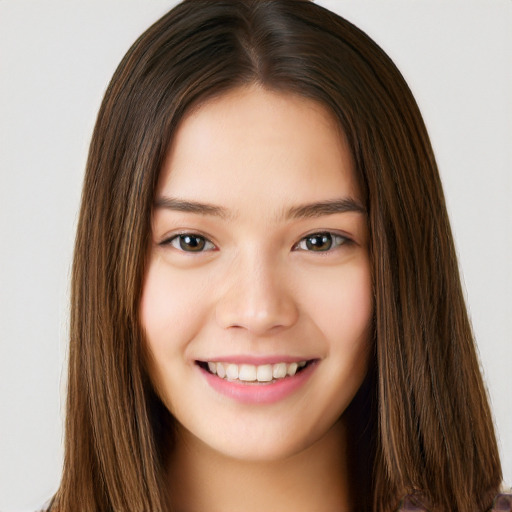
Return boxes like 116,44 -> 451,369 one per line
199,360 -> 309,383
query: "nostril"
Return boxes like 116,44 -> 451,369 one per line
214,273 -> 299,334
215,303 -> 299,334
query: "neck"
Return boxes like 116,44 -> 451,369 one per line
167,418 -> 352,512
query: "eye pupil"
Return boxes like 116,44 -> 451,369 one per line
306,233 -> 332,251
180,235 -> 205,251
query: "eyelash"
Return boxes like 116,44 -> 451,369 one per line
160,231 -> 352,253
163,233 -> 216,252
293,232 -> 350,252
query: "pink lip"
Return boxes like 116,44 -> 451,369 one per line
197,355 -> 315,365
198,361 -> 318,404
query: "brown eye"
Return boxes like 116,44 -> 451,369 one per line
169,234 -> 215,252
305,233 -> 332,251
295,232 -> 348,252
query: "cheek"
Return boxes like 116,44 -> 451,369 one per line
336,269 -> 373,343
302,258 -> 373,348
139,257 -> 207,364
317,261 -> 373,410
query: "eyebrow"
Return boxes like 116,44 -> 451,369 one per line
154,197 -> 230,218
154,196 -> 366,220
285,198 -> 366,219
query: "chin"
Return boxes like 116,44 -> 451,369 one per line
207,435 -> 314,463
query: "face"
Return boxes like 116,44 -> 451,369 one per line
140,86 -> 372,462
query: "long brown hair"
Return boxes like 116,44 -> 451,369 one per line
53,1 -> 502,510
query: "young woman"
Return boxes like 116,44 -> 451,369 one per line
47,1 -> 509,510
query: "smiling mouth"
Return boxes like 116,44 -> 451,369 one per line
196,360 -> 316,384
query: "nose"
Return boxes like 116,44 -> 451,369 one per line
215,251 -> 299,335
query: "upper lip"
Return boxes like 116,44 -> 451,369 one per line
195,355 -> 318,365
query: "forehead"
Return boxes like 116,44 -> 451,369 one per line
157,85 -> 360,212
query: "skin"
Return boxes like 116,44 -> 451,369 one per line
140,85 -> 373,512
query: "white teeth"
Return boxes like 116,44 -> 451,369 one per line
226,364 -> 239,380
273,362 -> 287,379
256,364 -> 273,382
287,362 -> 298,376
205,360 -> 308,382
239,364 -> 257,382
216,362 -> 226,378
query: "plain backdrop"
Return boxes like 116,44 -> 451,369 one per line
1,1 -> 511,510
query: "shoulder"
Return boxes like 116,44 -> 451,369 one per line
491,493 -> 512,511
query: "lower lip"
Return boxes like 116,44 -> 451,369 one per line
199,362 -> 317,404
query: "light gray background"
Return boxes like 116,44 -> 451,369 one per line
1,1 -> 511,510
